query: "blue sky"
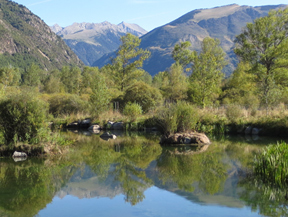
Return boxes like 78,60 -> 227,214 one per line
13,0 -> 287,31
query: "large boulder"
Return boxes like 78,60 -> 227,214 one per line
160,132 -> 211,146
12,151 -> 27,162
112,122 -> 124,130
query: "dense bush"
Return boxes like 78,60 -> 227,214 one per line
0,92 -> 48,145
123,81 -> 162,113
123,102 -> 143,121
48,93 -> 89,117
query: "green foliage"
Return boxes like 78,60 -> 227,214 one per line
0,66 -> 21,89
123,102 -> 143,121
48,93 -> 89,117
223,62 -> 259,107
42,69 -> 62,94
22,63 -> 42,87
111,33 -> 151,91
89,72 -> 111,117
189,37 -> 227,107
0,92 -> 48,145
172,41 -> 193,67
156,101 -> 199,135
160,63 -> 188,101
254,141 -> 288,188
123,81 -> 162,113
60,66 -> 82,94
225,104 -> 244,123
234,8 -> 288,110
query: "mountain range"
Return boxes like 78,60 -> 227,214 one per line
93,4 -> 288,76
0,0 -> 83,71
50,22 -> 147,66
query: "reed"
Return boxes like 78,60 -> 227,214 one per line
254,141 -> 288,188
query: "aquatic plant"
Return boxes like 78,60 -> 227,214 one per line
254,141 -> 288,188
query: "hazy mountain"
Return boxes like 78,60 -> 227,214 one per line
51,21 -> 147,66
93,4 -> 287,76
0,0 -> 83,70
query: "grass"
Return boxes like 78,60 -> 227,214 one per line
253,141 -> 288,188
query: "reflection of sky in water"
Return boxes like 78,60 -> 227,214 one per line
39,187 -> 261,217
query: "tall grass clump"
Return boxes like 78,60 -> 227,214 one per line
254,141 -> 288,187
155,101 -> 199,135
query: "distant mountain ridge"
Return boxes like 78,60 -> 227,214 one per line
93,4 -> 288,76
50,21 -> 147,66
0,0 -> 83,70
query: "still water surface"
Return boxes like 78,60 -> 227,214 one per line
0,132 -> 287,217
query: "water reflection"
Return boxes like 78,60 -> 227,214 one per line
0,133 -> 287,216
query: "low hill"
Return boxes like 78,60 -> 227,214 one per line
0,0 -> 83,70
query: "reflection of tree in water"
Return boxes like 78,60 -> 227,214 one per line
238,177 -> 288,217
0,159 -> 78,217
80,135 -> 162,205
157,148 -> 227,195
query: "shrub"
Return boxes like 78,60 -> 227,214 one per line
123,81 -> 162,113
225,104 -> 243,123
0,92 -> 49,145
48,93 -> 89,117
123,102 -> 143,121
155,101 -> 199,135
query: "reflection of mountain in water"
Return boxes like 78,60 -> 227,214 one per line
57,165 -> 123,199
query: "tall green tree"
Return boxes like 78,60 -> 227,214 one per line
111,33 -> 150,91
234,8 -> 288,110
189,37 -> 227,107
222,62 -> 258,107
89,72 -> 111,117
161,63 -> 188,102
172,41 -> 193,68
23,63 -> 41,87
60,66 -> 82,94
0,66 -> 20,89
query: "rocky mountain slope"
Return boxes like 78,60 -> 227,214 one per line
51,22 -> 147,66
0,0 -> 83,70
93,4 -> 287,76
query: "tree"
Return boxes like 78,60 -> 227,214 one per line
23,63 -> 41,87
222,62 -> 259,107
0,66 -> 20,89
111,33 -> 150,91
89,72 -> 111,117
123,81 -> 162,113
160,63 -> 188,102
234,8 -> 288,111
189,37 -> 227,107
172,41 -> 193,68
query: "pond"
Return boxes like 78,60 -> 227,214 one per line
0,131 -> 287,217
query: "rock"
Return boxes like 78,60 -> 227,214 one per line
80,119 -> 91,128
252,128 -> 261,135
12,151 -> 27,158
245,126 -> 253,134
67,121 -> 80,129
88,124 -> 101,131
160,132 -> 210,146
100,132 -> 117,141
112,122 -> 124,130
